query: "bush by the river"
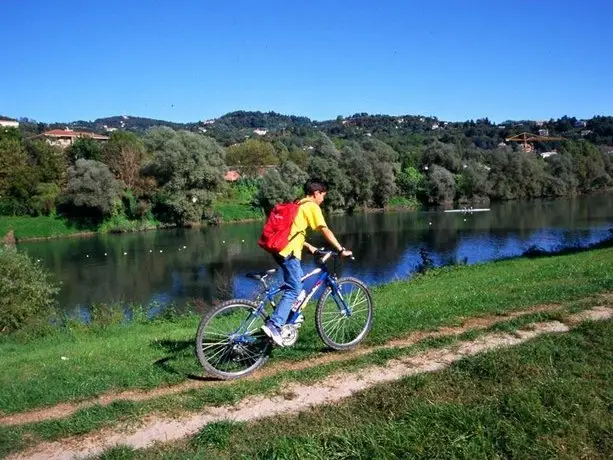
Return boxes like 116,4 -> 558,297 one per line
0,247 -> 59,334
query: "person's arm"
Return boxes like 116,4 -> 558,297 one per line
303,241 -> 317,254
320,227 -> 352,257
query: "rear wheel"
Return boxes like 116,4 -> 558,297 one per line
315,277 -> 373,351
195,299 -> 271,380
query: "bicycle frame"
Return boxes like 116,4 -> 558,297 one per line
235,255 -> 352,342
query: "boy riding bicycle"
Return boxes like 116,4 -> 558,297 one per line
261,180 -> 353,346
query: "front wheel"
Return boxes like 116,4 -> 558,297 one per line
315,277 -> 373,351
195,299 -> 271,380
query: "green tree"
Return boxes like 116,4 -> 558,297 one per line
562,140 -> 612,192
101,131 -> 148,190
361,138 -> 398,206
361,137 -> 399,163
143,127 -> 226,224
254,168 -> 295,213
372,162 -> 396,207
66,137 -> 103,163
306,134 -> 350,211
420,141 -> 461,173
62,159 -> 123,220
456,161 -> 490,200
25,139 -> 67,188
30,183 -> 61,215
0,247 -> 59,334
0,136 -> 34,215
287,146 -> 308,169
279,160 -> 308,191
341,142 -> 375,210
396,166 -> 426,199
226,139 -> 278,177
426,165 -> 456,204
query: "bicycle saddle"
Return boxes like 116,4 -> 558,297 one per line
245,269 -> 277,280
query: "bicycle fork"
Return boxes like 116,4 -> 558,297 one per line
329,279 -> 352,317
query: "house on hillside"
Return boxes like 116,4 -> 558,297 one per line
224,170 -> 241,182
0,116 -> 19,128
38,128 -> 109,148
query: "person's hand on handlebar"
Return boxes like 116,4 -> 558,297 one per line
304,242 -> 318,255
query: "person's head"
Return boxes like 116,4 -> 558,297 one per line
304,180 -> 328,205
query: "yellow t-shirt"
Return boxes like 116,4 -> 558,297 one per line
278,199 -> 327,260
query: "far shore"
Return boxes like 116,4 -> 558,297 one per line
2,203 -> 422,243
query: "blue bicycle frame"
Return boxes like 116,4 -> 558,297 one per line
236,252 -> 352,343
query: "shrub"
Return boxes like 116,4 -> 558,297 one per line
62,159 -> 123,221
0,247 -> 59,334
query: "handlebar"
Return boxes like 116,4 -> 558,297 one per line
313,248 -> 355,262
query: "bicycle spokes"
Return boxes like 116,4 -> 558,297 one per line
317,278 -> 373,349
197,304 -> 269,375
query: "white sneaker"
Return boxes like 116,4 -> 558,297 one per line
261,321 -> 284,347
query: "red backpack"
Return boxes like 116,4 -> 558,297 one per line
258,200 -> 302,253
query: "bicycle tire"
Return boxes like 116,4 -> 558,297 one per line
195,299 -> 271,380
315,277 -> 374,351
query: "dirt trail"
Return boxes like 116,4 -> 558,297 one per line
8,306 -> 613,460
1,303 -> 563,427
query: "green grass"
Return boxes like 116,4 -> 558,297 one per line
0,214 -> 159,240
0,328 -> 465,457
0,215 -> 95,239
212,202 -> 264,222
96,318 -> 613,459
1,246 -> 612,418
0,306 -> 608,457
386,195 -> 421,209
97,215 -> 159,233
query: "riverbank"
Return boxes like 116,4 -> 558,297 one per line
1,246 -> 613,457
0,198 -> 422,241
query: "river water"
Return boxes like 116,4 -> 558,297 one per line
18,193 -> 613,317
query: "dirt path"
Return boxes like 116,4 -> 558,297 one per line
8,306 -> 613,460
1,303 -> 564,427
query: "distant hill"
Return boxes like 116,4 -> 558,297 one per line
15,111 -> 613,147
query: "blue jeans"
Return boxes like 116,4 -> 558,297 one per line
270,255 -> 303,327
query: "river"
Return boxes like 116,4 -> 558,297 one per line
18,193 -> 613,318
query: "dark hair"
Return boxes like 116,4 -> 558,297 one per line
304,179 -> 328,196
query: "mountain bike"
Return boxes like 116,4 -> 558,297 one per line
195,249 -> 374,380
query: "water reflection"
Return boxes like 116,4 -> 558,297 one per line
17,193 -> 613,315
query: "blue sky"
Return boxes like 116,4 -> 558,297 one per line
2,0 -> 612,123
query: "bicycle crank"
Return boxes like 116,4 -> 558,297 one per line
280,324 -> 299,347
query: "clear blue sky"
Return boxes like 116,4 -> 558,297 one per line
2,0 -> 612,123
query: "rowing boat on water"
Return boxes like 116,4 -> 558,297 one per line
444,208 -> 490,213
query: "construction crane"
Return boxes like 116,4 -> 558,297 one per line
505,132 -> 564,152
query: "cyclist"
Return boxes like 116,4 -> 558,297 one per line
261,179 -> 353,346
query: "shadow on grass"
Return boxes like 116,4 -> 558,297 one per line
151,338 -> 214,381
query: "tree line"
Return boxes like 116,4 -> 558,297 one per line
1,112 -> 612,230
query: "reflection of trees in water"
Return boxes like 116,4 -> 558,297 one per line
17,193 -> 613,313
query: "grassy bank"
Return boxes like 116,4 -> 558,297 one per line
0,195 -> 419,240
1,247 -> 612,418
0,215 -> 161,241
212,202 -> 264,222
111,318 -> 613,459
0,215 -> 95,240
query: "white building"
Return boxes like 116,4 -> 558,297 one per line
0,116 -> 19,128
39,128 -> 109,149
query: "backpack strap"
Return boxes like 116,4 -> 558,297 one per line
288,198 -> 311,242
